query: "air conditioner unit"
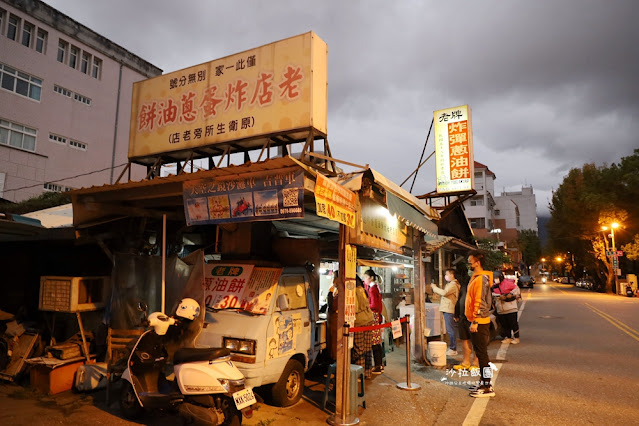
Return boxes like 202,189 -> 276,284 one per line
39,276 -> 108,313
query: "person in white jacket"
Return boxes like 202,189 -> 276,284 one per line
492,274 -> 521,344
431,269 -> 461,355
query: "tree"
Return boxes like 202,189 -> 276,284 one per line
622,235 -> 639,261
475,238 -> 512,271
517,229 -> 541,272
547,149 -> 639,293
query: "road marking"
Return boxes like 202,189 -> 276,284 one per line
549,284 -> 569,295
585,303 -> 639,342
495,341 -> 510,361
462,362 -> 502,426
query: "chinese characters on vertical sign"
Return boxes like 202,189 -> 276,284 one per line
433,105 -> 474,194
182,167 -> 305,225
128,32 -> 328,160
344,244 -> 357,349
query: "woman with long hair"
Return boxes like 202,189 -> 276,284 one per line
352,275 -> 374,378
363,269 -> 384,374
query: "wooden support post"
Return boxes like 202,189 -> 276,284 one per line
75,312 -> 91,362
413,230 -> 427,364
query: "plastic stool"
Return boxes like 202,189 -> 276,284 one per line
321,363 -> 366,413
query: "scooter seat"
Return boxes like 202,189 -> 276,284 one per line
174,347 -> 231,364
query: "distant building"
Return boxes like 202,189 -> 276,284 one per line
463,161 -> 539,266
0,0 -> 162,202
494,185 -> 538,233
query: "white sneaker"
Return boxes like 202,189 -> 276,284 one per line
511,338 -> 520,344
502,337 -> 512,343
446,349 -> 458,356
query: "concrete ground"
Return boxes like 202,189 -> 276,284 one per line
0,341 -> 485,426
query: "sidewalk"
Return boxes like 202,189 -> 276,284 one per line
0,341 -> 501,425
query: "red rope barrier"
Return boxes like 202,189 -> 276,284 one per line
349,316 -> 408,333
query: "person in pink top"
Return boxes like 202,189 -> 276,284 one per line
364,269 -> 384,374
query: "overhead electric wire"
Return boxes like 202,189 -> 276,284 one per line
2,162 -> 128,194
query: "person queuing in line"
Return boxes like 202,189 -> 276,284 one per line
453,266 -> 479,373
492,270 -> 521,344
466,251 -> 496,398
363,269 -> 385,374
353,275 -> 375,379
431,268 -> 461,356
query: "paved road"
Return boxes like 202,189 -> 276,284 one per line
1,283 -> 638,425
478,283 -> 639,425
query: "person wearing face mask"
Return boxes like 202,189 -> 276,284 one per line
466,251 -> 495,398
430,268 -> 461,356
363,269 -> 385,374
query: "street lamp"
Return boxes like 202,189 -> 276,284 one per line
602,222 -> 620,291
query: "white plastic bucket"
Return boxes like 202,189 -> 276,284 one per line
427,341 -> 447,366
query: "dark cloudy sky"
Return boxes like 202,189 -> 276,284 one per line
45,0 -> 639,215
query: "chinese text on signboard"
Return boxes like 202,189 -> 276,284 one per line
314,174 -> 356,228
128,32 -> 327,160
183,167 -> 305,225
203,264 -> 281,314
434,105 -> 474,194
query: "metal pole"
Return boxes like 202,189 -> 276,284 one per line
397,315 -> 421,391
612,227 -> 618,292
162,214 -> 166,314
327,323 -> 358,425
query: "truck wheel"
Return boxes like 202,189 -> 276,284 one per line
271,359 -> 304,407
119,381 -> 143,419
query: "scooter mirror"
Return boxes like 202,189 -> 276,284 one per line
277,294 -> 289,311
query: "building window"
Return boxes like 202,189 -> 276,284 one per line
81,52 -> 90,74
44,183 -> 73,192
474,172 -> 483,179
57,39 -> 68,63
0,63 -> 42,101
21,22 -> 33,47
69,140 -> 87,151
0,118 -> 37,152
36,29 -> 47,53
470,196 -> 484,207
69,46 -> 79,69
469,217 -> 486,229
73,93 -> 91,105
49,133 -> 67,145
53,84 -> 72,98
495,209 -> 500,216
92,58 -> 102,79
7,15 -> 19,41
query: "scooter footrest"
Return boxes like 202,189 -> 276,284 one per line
138,392 -> 182,408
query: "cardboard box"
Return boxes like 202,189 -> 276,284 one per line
30,360 -> 84,395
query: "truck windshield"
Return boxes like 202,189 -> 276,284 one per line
278,275 -> 307,311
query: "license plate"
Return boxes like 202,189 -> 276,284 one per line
233,388 -> 256,410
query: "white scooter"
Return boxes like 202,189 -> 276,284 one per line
119,298 -> 256,425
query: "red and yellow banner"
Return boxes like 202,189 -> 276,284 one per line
314,174 -> 356,228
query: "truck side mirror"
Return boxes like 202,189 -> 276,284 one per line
277,294 -> 289,311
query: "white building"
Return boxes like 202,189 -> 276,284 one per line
494,185 -> 538,233
0,0 -> 162,202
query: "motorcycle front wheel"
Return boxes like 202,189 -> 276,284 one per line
119,381 -> 144,419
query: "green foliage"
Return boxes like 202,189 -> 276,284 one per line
547,149 -> 639,292
517,229 -> 541,269
622,235 -> 639,261
0,191 -> 71,215
475,238 -> 512,271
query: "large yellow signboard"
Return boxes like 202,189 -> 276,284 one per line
128,32 -> 328,160
434,105 -> 474,194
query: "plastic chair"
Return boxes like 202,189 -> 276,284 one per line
321,362 -> 366,413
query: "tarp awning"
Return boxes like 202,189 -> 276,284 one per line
386,191 -> 438,237
422,235 -> 477,254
